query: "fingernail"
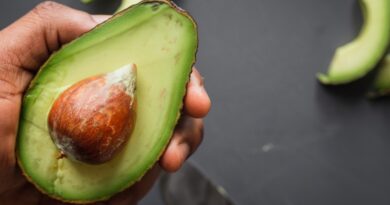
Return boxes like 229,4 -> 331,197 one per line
192,74 -> 210,105
191,68 -> 204,86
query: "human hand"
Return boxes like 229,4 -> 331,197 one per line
0,2 -> 210,205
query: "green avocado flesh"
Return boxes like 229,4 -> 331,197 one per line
317,0 -> 390,85
17,1 -> 197,203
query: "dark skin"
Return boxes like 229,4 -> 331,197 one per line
0,2 -> 211,205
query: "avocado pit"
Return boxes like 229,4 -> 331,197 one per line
48,64 -> 137,164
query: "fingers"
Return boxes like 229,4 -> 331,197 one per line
160,116 -> 203,172
0,1 -> 109,73
160,68 -> 210,172
184,67 -> 211,118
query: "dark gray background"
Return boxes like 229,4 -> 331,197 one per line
2,0 -> 390,205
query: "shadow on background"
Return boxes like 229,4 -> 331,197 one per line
317,65 -> 381,101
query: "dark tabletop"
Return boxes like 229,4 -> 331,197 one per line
2,0 -> 390,205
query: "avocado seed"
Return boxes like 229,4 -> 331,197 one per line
48,64 -> 137,164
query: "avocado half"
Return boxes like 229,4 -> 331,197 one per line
317,0 -> 390,85
17,0 -> 197,203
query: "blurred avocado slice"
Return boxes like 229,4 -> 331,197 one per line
117,0 -> 143,12
317,0 -> 390,85
369,54 -> 390,98
80,0 -> 94,3
17,0 -> 197,203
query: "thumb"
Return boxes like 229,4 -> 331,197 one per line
0,1 -> 108,186
0,1 -> 109,73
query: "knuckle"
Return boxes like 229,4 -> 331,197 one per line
32,1 -> 65,18
35,1 -> 63,11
